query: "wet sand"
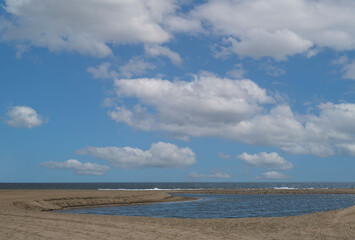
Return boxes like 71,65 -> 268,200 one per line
0,189 -> 355,239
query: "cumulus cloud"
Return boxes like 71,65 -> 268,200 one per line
189,169 -> 231,179
41,159 -> 109,176
3,0 -> 355,60
75,142 -> 196,169
110,73 -> 274,137
4,106 -> 45,128
1,0 -> 176,57
237,152 -> 293,170
145,44 -> 183,65
108,73 -> 355,157
223,30 -> 312,61
190,0 -> 355,59
259,171 -> 290,180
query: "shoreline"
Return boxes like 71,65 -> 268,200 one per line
1,189 -> 355,239
170,188 -> 355,195
5,188 -> 355,212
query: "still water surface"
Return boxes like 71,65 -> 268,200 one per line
62,193 -> 355,219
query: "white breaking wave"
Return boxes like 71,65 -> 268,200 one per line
98,188 -> 202,191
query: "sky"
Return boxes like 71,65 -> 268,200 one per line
1,0 -> 355,182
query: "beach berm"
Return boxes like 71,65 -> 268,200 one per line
0,189 -> 354,239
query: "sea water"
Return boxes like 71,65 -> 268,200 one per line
1,182 -> 354,190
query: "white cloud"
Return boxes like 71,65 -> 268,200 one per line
342,61 -> 355,80
260,171 -> 290,180
218,153 -> 231,159
332,56 -> 349,66
145,44 -> 183,65
87,58 -> 156,79
258,61 -> 286,77
189,0 -> 355,59
41,159 -> 109,176
3,0 -> 355,60
237,152 -> 293,170
101,98 -> 117,108
109,74 -> 355,157
4,106 -> 45,128
14,44 -> 30,59
87,62 -> 117,79
227,63 -> 246,79
1,0 -> 176,57
165,14 -> 203,33
332,56 -> 355,80
118,57 -> 156,78
110,73 -> 274,137
224,30 -> 312,61
75,142 -> 196,169
336,143 -> 355,156
4,0 -> 355,62
189,169 -> 231,179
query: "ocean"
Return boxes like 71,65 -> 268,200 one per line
1,182 -> 354,190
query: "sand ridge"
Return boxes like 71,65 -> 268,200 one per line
0,189 -> 355,239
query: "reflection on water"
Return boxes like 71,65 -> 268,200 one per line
62,194 -> 355,219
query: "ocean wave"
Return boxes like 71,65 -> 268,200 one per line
98,188 -> 202,191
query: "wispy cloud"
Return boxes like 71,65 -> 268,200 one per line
41,159 -> 109,176
258,171 -> 290,180
189,169 -> 231,179
237,152 -> 293,170
145,44 -> 183,65
118,57 -> 156,78
332,56 -> 355,80
87,62 -> 117,79
258,61 -> 285,77
218,153 -> 231,159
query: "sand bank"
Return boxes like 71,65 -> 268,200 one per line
0,189 -> 354,239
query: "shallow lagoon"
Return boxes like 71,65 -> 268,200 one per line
62,193 -> 355,218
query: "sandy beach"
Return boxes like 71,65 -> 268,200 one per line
0,189 -> 355,239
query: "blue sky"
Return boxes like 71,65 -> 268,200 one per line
1,0 -> 355,182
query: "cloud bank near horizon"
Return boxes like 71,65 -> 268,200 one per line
189,169 -> 231,179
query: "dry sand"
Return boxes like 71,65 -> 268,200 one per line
0,189 -> 355,239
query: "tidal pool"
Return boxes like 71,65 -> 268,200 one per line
61,194 -> 355,219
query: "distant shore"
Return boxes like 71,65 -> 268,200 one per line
1,189 -> 354,239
